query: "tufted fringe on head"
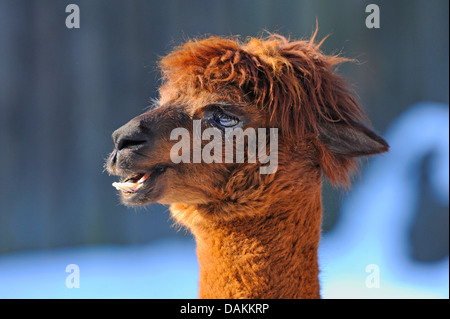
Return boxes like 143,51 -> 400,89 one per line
158,31 -> 371,186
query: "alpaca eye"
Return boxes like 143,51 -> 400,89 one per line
214,113 -> 239,128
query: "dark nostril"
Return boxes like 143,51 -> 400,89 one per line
112,118 -> 151,151
117,138 -> 147,151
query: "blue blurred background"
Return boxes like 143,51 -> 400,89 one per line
0,0 -> 448,298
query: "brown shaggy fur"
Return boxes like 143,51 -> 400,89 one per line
106,31 -> 389,299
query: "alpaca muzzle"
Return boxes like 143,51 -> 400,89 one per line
112,118 -> 152,153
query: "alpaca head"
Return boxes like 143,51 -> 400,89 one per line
105,33 -> 388,220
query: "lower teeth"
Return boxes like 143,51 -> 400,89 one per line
112,173 -> 150,193
112,181 -> 143,193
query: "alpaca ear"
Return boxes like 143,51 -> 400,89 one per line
318,120 -> 389,157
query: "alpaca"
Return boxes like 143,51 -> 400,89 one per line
105,32 -> 389,299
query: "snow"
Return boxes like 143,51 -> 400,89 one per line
0,239 -> 199,299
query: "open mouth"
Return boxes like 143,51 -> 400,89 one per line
112,173 -> 150,194
111,164 -> 168,200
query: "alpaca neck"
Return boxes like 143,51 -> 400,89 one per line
175,183 -> 323,299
